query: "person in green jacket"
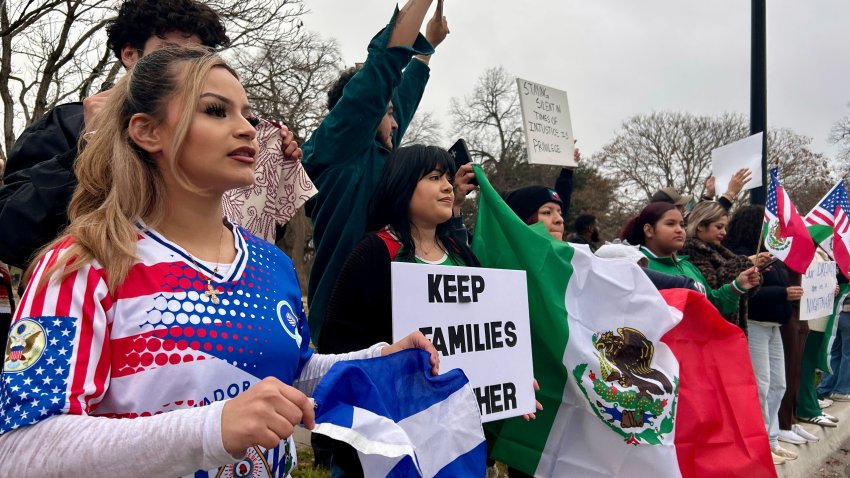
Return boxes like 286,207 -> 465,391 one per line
302,0 -> 451,345
620,201 -> 760,316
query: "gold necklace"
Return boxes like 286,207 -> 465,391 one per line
415,236 -> 442,257
187,223 -> 226,305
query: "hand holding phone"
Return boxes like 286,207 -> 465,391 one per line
448,138 -> 477,186
757,257 -> 779,272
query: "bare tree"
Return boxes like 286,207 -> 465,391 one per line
449,66 -> 526,186
593,112 -> 835,213
593,112 -> 749,205
401,110 -> 444,147
830,102 -> 850,167
0,0 -> 309,161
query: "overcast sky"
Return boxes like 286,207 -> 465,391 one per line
305,0 -> 850,159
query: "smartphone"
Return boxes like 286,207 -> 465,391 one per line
448,138 -> 478,186
757,257 -> 779,272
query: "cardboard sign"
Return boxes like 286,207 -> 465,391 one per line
711,133 -> 764,196
800,260 -> 837,321
391,262 -> 534,422
516,78 -> 576,167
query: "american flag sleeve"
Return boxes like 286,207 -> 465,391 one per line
1,245 -> 112,434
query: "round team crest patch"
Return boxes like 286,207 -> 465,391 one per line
4,319 -> 47,373
572,327 -> 678,445
276,300 -> 302,348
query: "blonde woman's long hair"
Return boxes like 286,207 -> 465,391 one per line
685,201 -> 728,238
35,47 -> 238,293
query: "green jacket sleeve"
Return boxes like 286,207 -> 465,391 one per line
707,283 -> 741,317
392,58 -> 431,147
681,258 -> 740,316
302,10 -> 434,171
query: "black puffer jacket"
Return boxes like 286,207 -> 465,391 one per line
0,103 -> 84,268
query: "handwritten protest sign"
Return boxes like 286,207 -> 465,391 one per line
516,78 -> 575,167
391,262 -> 534,422
800,260 -> 837,321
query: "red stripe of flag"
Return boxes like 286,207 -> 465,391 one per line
29,249 -> 63,316
809,208 -> 833,225
68,267 -> 100,415
91,319 -> 113,407
55,264 -> 77,317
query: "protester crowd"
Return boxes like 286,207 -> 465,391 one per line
0,0 -> 846,476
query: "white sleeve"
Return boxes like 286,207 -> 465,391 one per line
293,342 -> 389,396
0,400 -> 237,477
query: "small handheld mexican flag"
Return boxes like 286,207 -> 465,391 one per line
804,180 -> 850,279
471,165 -> 774,478
763,168 -> 815,274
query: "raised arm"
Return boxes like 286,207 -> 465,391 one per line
302,6 -> 435,169
389,0 -> 435,48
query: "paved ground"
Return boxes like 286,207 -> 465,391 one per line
779,400 -> 850,478
812,441 -> 850,478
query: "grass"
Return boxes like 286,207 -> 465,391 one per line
291,444 -> 509,477
292,445 -> 331,478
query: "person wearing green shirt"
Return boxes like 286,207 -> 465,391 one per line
302,0 -> 449,346
620,201 -> 760,316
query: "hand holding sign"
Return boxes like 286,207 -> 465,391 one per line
726,168 -> 753,198
711,133 -> 763,196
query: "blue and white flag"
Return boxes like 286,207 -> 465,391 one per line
312,349 -> 486,477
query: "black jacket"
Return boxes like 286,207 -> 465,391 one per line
0,103 -> 84,268
730,245 -> 792,325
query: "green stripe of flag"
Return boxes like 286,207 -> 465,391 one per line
471,165 -> 573,473
808,224 -> 833,244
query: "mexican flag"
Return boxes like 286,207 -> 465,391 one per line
804,181 -> 850,280
763,168 -> 816,274
471,165 -> 774,478
820,283 -> 850,373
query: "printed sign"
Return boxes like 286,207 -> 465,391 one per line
516,78 -> 576,167
391,262 -> 534,422
800,260 -> 837,321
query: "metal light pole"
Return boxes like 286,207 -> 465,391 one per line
750,0 -> 767,205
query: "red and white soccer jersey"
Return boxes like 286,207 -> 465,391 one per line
0,223 -> 312,477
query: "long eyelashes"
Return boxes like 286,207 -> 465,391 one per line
205,103 -> 227,118
205,103 -> 259,127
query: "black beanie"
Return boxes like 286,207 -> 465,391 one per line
501,186 -> 563,223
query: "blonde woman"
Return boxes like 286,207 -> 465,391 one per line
0,47 -> 437,477
681,201 -> 769,332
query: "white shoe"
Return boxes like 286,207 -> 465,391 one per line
819,398 -> 834,409
792,424 -> 819,442
822,412 -> 840,423
778,429 -> 806,445
772,446 -> 798,460
798,414 -> 838,427
771,452 -> 787,465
